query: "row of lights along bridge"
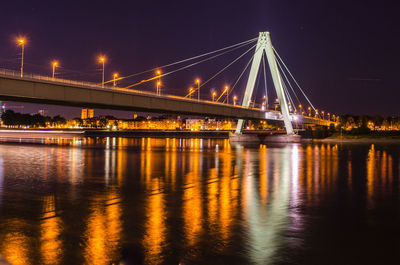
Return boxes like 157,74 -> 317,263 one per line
15,37 -> 335,121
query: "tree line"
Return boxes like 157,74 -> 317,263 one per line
1,110 -> 66,127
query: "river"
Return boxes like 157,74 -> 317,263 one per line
0,137 -> 399,264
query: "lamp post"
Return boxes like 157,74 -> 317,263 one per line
99,56 -> 106,87
157,81 -> 162,95
233,96 -> 237,106
195,78 -> 200,101
113,73 -> 118,86
224,86 -> 229,104
18,38 -> 25,77
52,61 -> 58,79
212,91 -> 216,102
189,87 -> 194,99
156,70 -> 162,95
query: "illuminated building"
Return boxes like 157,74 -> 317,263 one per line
81,109 -> 88,119
81,109 -> 94,119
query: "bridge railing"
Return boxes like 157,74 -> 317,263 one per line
0,68 -> 253,108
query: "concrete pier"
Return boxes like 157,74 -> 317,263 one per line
229,133 -> 301,144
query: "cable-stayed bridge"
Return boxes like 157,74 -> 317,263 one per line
0,32 -> 336,135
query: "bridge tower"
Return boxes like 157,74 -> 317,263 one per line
235,32 -> 294,135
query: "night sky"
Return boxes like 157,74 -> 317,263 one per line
0,0 -> 398,118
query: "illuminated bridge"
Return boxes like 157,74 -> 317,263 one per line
0,32 -> 336,134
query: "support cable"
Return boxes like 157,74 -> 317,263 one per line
273,47 -> 316,110
198,43 -> 257,95
281,80 -> 297,113
228,45 -> 260,95
102,38 -> 257,85
275,57 -> 301,106
125,42 -> 256,89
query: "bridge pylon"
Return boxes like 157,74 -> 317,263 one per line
235,32 -> 294,135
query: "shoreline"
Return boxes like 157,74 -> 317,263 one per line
314,137 -> 400,144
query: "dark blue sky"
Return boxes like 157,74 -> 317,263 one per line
0,0 -> 398,118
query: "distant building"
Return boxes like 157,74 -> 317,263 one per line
88,109 -> 94,118
81,108 -> 94,119
81,109 -> 88,119
38,109 -> 48,116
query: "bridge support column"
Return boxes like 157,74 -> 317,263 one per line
234,31 -> 294,135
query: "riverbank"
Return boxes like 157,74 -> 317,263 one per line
315,134 -> 400,143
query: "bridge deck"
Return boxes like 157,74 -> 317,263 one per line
0,68 -> 333,125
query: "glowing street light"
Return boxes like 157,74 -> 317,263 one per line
157,81 -> 162,95
17,38 -> 25,77
212,91 -> 216,102
233,96 -> 237,106
113,73 -> 119,86
195,78 -> 200,101
52,61 -> 58,78
156,70 -> 162,95
189,87 -> 194,99
224,86 -> 229,104
99,56 -> 106,87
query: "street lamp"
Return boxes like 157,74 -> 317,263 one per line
195,78 -> 200,101
212,91 -> 216,102
224,86 -> 229,104
52,61 -> 58,79
156,70 -> 162,95
157,81 -> 162,95
233,96 -> 237,106
17,38 -> 25,77
189,87 -> 194,99
99,56 -> 106,87
113,73 -> 119,86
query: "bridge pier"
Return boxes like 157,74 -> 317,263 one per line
229,133 -> 301,144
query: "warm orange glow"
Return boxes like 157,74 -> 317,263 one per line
18,38 -> 25,45
156,70 -> 161,75
113,73 -> 118,78
157,81 -> 161,86
99,56 -> 106,63
195,78 -> 200,84
52,61 -> 58,67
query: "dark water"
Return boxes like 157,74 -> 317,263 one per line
0,137 -> 399,265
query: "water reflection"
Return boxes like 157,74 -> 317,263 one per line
0,139 -> 399,264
